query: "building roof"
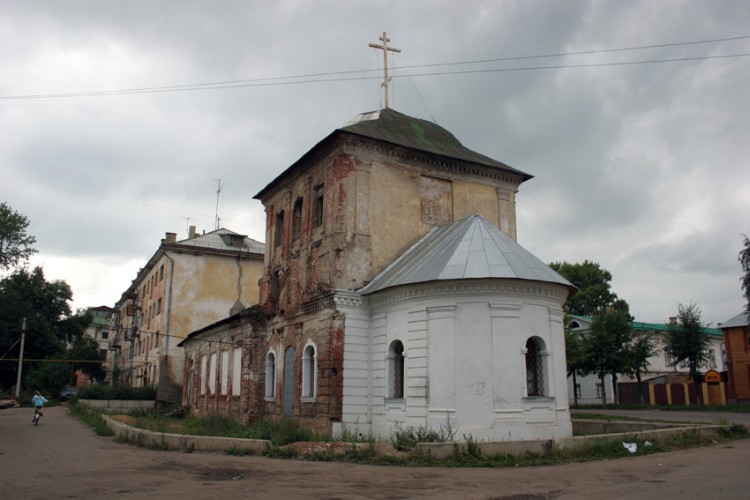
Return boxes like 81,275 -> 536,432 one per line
254,107 -> 531,200
359,214 -> 574,295
340,108 -> 532,181
718,311 -> 749,329
169,228 -> 265,254
570,315 -> 723,337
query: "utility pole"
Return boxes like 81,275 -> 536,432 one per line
369,32 -> 401,108
15,318 -> 26,398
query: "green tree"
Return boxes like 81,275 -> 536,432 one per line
621,330 -> 659,405
67,334 -> 106,383
549,260 -> 629,317
740,234 -> 750,318
664,302 -> 711,404
565,327 -> 589,406
0,266 -> 88,390
25,359 -> 70,397
585,308 -> 634,404
0,202 -> 37,270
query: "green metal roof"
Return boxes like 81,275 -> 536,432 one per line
570,315 -> 722,337
340,108 -> 532,180
631,321 -> 722,337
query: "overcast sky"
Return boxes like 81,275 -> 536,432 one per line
2,0 -> 748,326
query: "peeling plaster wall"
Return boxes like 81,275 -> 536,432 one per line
169,252 -> 263,337
162,252 -> 264,393
255,134 -> 527,435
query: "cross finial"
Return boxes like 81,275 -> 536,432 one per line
368,32 -> 401,108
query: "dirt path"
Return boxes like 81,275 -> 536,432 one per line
1,405 -> 748,499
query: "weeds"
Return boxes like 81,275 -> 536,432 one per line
390,421 -> 454,451
71,401 -> 749,468
69,401 -> 114,436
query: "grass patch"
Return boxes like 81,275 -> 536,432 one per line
76,404 -> 749,467
116,411 -> 321,447
69,401 -> 114,437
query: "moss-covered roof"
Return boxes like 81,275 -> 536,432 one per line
339,108 -> 532,180
255,107 -> 531,200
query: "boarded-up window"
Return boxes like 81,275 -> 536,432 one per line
221,350 -> 229,395
302,343 -> 316,398
292,197 -> 303,240
209,353 -> 217,394
312,184 -> 324,227
232,348 -> 242,395
200,356 -> 207,394
275,210 -> 284,247
421,176 -> 452,226
265,352 -> 276,398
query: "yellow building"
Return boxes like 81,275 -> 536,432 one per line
108,227 -> 264,403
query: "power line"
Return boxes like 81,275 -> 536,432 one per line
395,34 -> 750,70
1,35 -> 748,101
0,358 -> 106,364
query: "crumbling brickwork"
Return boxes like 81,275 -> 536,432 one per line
183,109 -> 527,435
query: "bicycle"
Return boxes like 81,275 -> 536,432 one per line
33,407 -> 43,426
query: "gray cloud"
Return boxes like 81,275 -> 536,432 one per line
2,0 -> 748,325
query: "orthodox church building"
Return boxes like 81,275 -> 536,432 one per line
181,107 -> 575,442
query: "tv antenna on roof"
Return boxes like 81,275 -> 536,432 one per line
213,178 -> 222,230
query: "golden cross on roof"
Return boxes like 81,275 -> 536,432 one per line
369,32 -> 401,108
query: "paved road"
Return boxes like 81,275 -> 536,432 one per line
570,408 -> 750,426
1,405 -> 749,499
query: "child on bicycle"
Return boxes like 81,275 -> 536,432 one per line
31,391 -> 48,420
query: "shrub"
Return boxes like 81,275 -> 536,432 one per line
77,384 -> 156,401
390,422 -> 445,451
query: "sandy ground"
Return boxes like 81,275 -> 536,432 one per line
1,405 -> 749,499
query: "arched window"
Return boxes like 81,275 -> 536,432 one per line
525,338 -> 544,397
265,351 -> 276,398
302,342 -> 317,399
388,340 -> 405,399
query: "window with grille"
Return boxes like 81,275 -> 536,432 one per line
388,340 -> 405,399
525,338 -> 544,396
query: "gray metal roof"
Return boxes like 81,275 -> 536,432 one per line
359,214 -> 574,295
171,228 -> 265,254
718,311 -> 749,329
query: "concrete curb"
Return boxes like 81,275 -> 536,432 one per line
560,422 -> 729,449
103,415 -> 270,454
419,421 -> 730,459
